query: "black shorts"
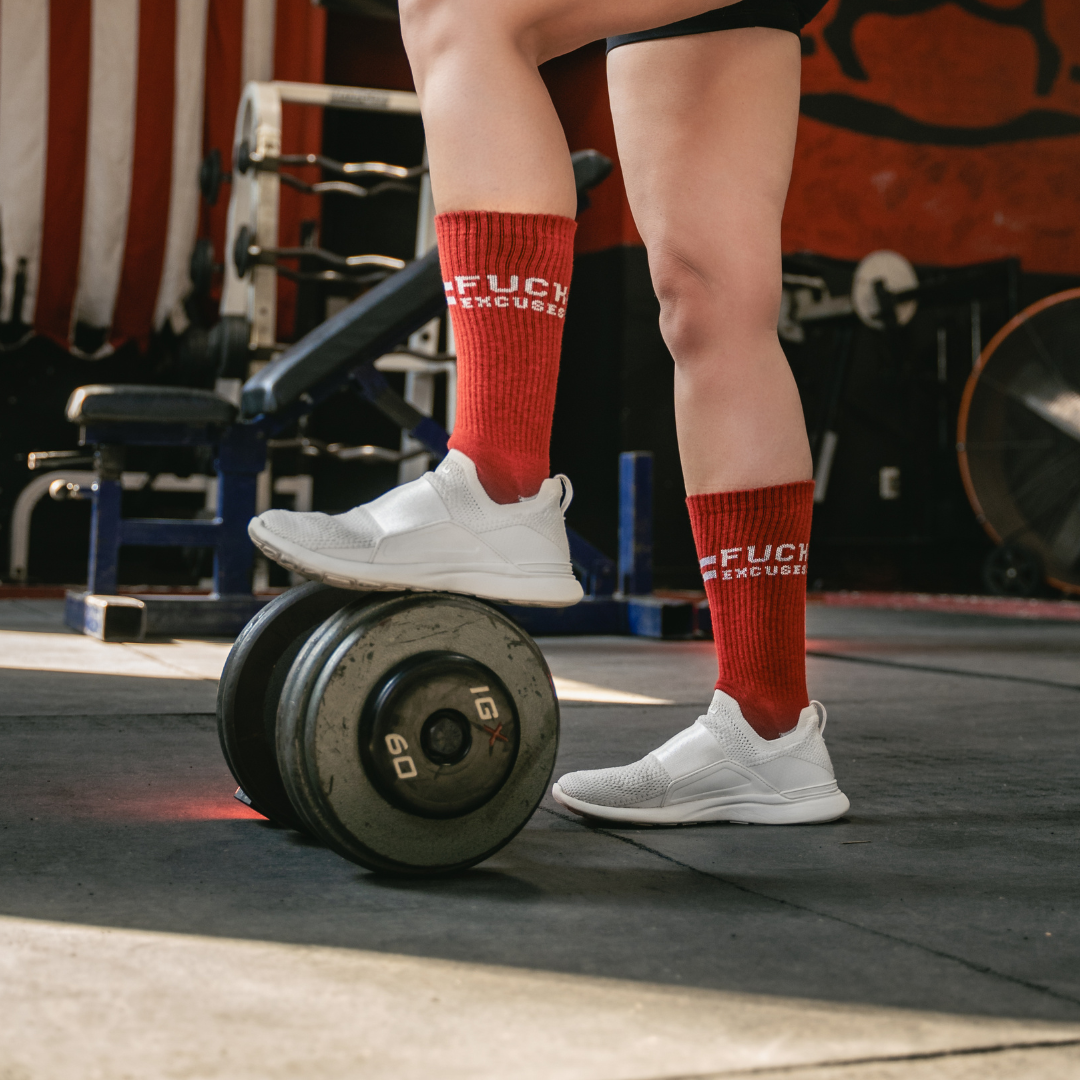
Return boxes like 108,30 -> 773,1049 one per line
606,0 -> 827,52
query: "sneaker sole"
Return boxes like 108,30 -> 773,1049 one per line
550,783 -> 850,825
249,519 -> 584,608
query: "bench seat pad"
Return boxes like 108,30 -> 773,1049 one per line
66,385 -> 237,426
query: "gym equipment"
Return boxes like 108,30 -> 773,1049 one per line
850,250 -> 919,331
236,137 -> 425,197
778,249 -> 918,344
220,81 -> 426,365
780,250 -> 1019,342
199,141 -> 423,207
55,73 -> 688,638
958,288 -> 1080,596
779,248 -> 920,341
199,148 -> 229,206
780,252 -> 1021,514
218,584 -> 559,875
57,81 -> 625,638
232,223 -> 404,284
218,581 -> 353,828
55,80 -> 436,636
189,236 -> 220,300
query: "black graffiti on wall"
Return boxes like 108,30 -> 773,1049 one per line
802,0 -> 1080,144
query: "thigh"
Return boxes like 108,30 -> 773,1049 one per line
607,27 -> 801,280
404,0 -> 737,64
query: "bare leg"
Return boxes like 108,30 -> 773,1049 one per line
608,28 -> 812,494
399,0 -> 736,216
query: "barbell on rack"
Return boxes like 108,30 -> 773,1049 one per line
201,144 -> 427,205
232,224 -> 405,281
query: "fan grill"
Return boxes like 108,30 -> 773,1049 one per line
958,289 -> 1080,594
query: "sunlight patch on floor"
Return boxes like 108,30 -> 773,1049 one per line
2,915 -> 1076,1080
0,630 -> 673,704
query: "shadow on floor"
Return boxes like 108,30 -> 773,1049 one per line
2,686 -> 1078,1024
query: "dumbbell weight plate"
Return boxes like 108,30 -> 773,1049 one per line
233,224 -> 254,278
277,592 -> 559,875
189,237 -> 216,298
217,582 -> 355,829
851,249 -> 918,329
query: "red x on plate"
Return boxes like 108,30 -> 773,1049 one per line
482,723 -> 508,748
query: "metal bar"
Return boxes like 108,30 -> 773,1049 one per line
272,81 -> 421,115
88,479 -> 122,593
566,530 -> 616,598
214,470 -> 258,595
618,452 -> 653,596
213,426 -> 265,595
119,518 -> 222,547
9,470 -> 96,582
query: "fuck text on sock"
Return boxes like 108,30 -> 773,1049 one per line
443,275 -> 568,319
699,544 -> 809,582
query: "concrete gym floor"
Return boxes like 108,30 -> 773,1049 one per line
1,597 -> 1078,1079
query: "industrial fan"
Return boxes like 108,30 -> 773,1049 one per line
958,288 -> 1080,597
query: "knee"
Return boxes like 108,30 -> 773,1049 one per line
400,0 -> 546,71
649,245 -> 782,365
399,0 -> 457,68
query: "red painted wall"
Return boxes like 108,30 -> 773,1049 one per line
788,0 -> 1080,274
327,2 -> 1080,272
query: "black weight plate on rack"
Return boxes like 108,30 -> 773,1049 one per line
217,581 -> 355,828
276,592 -> 559,875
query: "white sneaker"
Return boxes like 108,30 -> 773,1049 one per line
552,689 -> 849,825
248,450 -> 584,607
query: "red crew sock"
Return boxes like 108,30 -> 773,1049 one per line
436,211 -> 576,504
687,481 -> 815,739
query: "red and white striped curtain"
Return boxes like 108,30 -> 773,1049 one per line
0,0 -> 325,355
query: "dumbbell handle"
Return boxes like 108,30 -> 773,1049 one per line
250,245 -> 404,271
233,224 -> 404,278
278,173 -> 416,200
238,140 -> 425,181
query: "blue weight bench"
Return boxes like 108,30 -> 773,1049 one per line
63,386 -> 265,638
63,246 -> 448,640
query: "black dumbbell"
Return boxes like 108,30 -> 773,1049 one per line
218,586 -> 559,875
